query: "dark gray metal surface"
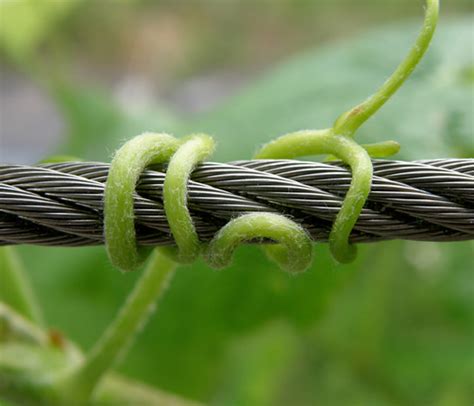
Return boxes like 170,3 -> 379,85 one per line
1,159 -> 473,247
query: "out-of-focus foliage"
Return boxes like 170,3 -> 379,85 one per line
0,0 -> 81,62
1,2 -> 473,406
182,19 -> 474,161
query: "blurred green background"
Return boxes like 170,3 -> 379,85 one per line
1,1 -> 473,405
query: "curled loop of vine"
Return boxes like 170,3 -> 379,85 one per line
255,130 -> 374,263
206,212 -> 313,273
104,132 -> 179,272
104,132 -> 220,270
104,133 -> 313,273
161,134 -> 215,264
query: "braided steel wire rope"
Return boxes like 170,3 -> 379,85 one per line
0,158 -> 473,247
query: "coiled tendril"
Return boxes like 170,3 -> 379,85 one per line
255,130 -> 374,263
255,0 -> 439,263
104,132 -> 179,272
104,133 -> 313,273
206,213 -> 313,273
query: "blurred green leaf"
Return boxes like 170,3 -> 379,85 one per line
0,305 -> 202,406
178,19 -> 474,161
0,0 -> 80,62
51,83 -> 179,161
52,84 -> 126,161
0,248 -> 43,325
212,321 -> 299,406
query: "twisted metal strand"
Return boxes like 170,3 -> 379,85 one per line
0,159 -> 473,247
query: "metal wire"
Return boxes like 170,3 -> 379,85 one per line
1,158 -> 473,247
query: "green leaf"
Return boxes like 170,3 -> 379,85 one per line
0,248 -> 43,325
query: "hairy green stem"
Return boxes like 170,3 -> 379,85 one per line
59,250 -> 176,402
256,129 -> 374,263
163,134 -> 215,263
333,0 -> 439,136
206,212 -> 313,273
104,132 -> 180,272
0,247 -> 44,326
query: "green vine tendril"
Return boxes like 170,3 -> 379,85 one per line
162,134 -> 215,263
104,132 -> 180,272
255,129 -> 373,263
333,0 -> 439,137
206,212 -> 313,273
255,0 -> 439,263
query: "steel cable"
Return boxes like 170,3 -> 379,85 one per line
0,158 -> 473,247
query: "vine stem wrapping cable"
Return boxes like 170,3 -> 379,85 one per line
1,2 -> 461,404
1,158 -> 473,247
